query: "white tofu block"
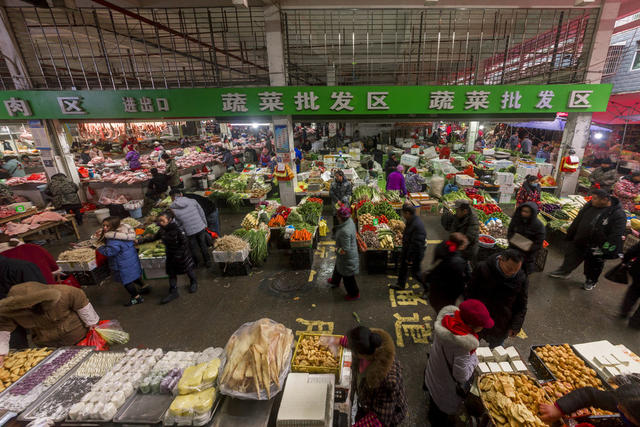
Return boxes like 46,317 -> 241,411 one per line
512,360 -> 528,373
594,355 -> 612,367
505,346 -> 520,361
499,362 -> 513,373
476,363 -> 491,375
488,362 -> 501,373
476,347 -> 494,362
603,366 -> 620,378
492,346 -> 508,362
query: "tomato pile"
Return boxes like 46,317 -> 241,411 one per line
376,215 -> 389,224
307,197 -> 323,204
275,206 -> 291,220
473,203 -> 502,214
479,235 -> 495,244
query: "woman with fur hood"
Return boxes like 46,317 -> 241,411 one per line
97,216 -> 149,307
342,326 -> 408,426
424,300 -> 494,426
0,282 -> 99,364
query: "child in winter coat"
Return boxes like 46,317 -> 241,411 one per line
97,217 -> 148,306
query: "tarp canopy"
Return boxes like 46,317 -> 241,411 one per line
511,118 -> 612,132
591,92 -> 640,125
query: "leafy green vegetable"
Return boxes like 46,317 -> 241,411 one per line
297,201 -> 322,225
372,201 -> 400,220
233,229 -> 268,266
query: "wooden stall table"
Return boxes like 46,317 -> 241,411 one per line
5,214 -> 81,242
0,207 -> 39,225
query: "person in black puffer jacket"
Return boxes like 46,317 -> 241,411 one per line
539,382 -> 640,426
549,189 -> 626,291
621,243 -> 640,330
424,233 -> 470,314
391,204 -> 426,290
441,200 -> 479,261
507,202 -> 546,275
465,250 -> 528,348
137,210 -> 197,304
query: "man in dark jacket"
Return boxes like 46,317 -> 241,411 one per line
441,200 -> 479,261
465,249 -> 528,348
391,204 -> 426,290
507,202 -> 546,275
147,168 -> 168,197
549,189 -> 626,290
384,153 -> 399,179
540,383 -> 640,426
184,193 -> 219,235
424,232 -> 470,313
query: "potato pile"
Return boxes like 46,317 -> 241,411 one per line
0,348 -> 52,391
358,213 -> 375,226
479,373 -> 546,427
293,335 -> 340,368
540,381 -> 615,417
534,344 -> 604,390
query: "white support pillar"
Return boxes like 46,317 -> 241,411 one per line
558,113 -> 593,197
0,9 -> 30,89
327,65 -> 337,139
467,121 -> 479,153
264,4 -> 297,206
556,0 -> 621,196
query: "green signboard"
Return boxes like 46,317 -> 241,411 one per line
0,84 -> 611,120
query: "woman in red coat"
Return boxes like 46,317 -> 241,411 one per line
0,237 -> 59,284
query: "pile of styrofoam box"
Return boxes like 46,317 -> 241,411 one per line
455,174 -> 475,186
573,340 -> 640,380
475,346 -> 528,375
495,172 -> 514,186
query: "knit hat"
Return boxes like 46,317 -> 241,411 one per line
396,164 -> 404,173
459,299 -> 494,329
409,167 -> 418,174
337,205 -> 351,219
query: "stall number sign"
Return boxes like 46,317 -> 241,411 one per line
0,84 -> 611,120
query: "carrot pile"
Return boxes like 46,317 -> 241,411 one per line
291,229 -> 312,241
268,215 -> 286,227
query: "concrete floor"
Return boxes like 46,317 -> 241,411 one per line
47,208 -> 640,427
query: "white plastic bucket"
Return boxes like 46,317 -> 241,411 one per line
94,208 -> 110,223
127,207 -> 143,218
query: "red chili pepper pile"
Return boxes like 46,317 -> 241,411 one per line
473,203 -> 502,214
361,224 -> 377,232
377,215 -> 389,224
479,235 -> 495,243
354,200 -> 368,211
276,205 -> 291,219
307,197 -> 323,204
467,194 -> 485,203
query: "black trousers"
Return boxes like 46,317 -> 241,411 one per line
558,243 -> 605,282
427,394 -> 456,427
9,325 -> 28,349
397,253 -> 424,289
63,204 -> 84,225
188,230 -> 212,266
124,278 -> 145,297
168,269 -> 197,292
331,267 -> 359,297
622,277 -> 640,327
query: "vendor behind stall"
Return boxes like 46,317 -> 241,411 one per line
386,165 -> 407,196
589,158 -> 618,193
162,153 -> 181,190
329,170 -> 352,213
125,145 -> 141,171
0,155 -> 25,177
0,183 -> 14,204
515,175 -> 541,207
0,282 -> 99,362
44,173 -> 84,225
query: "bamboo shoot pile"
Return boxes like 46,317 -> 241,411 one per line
219,318 -> 293,400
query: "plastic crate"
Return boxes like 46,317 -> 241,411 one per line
218,258 -> 251,276
290,247 -> 313,269
73,264 -> 110,286
291,333 -> 343,381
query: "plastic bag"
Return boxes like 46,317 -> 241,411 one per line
95,320 -> 130,345
177,358 -> 221,395
604,262 -> 630,285
218,318 -> 294,400
58,273 -> 81,288
77,327 -> 109,351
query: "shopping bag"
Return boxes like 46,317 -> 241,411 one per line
77,325 -> 109,351
353,412 -> 383,427
534,247 -> 548,272
604,262 -> 630,285
94,319 -> 130,345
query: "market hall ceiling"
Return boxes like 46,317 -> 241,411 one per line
0,0 -> 601,90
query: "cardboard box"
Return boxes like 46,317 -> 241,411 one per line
419,200 -> 440,215
495,172 -> 514,185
